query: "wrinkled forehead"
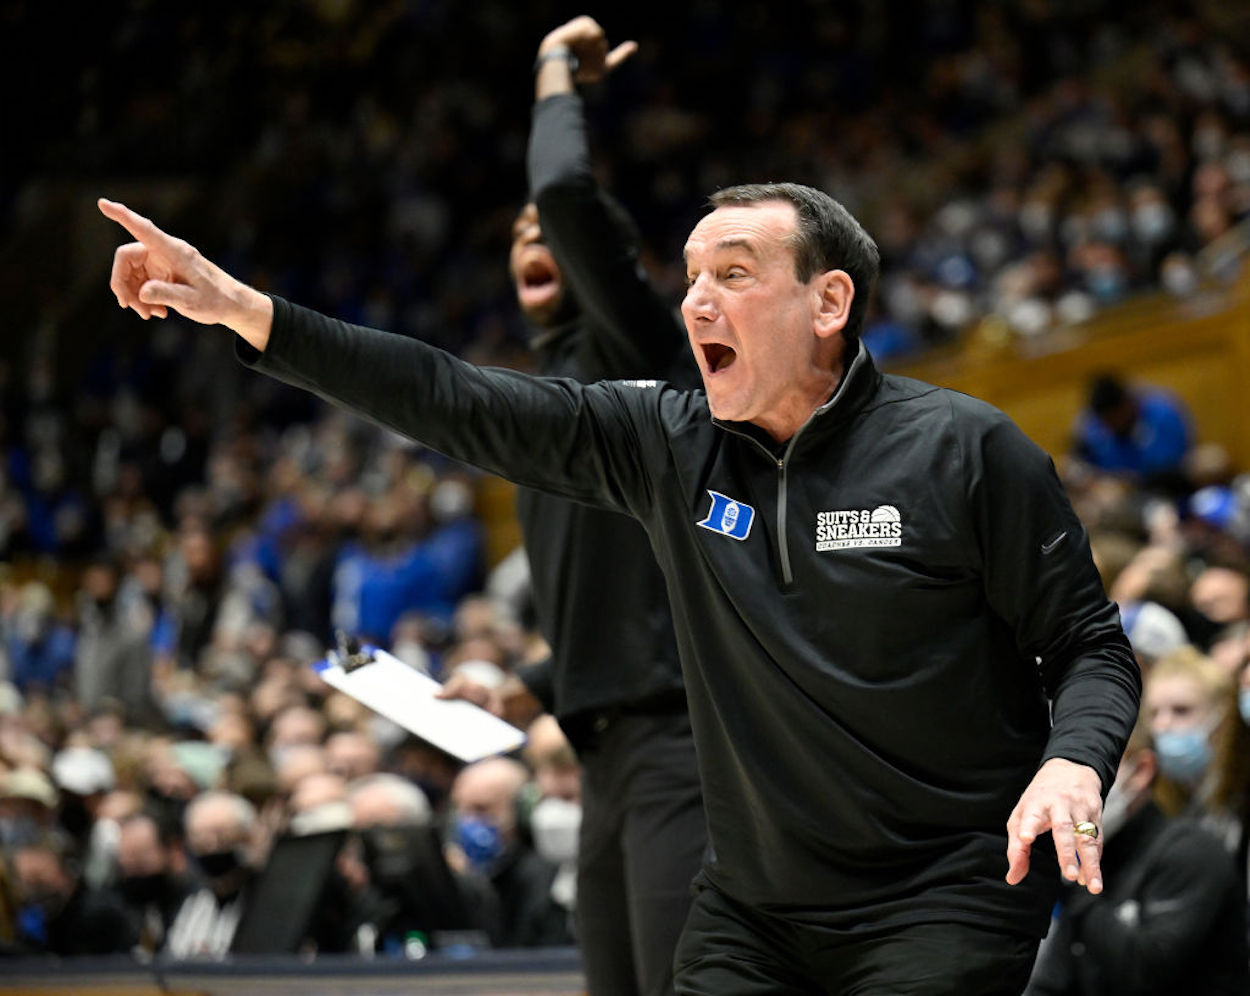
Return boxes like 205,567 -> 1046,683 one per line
683,201 -> 799,261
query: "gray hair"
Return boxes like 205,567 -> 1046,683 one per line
184,790 -> 258,835
347,773 -> 431,826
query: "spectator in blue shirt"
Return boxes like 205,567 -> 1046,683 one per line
1073,373 -> 1193,486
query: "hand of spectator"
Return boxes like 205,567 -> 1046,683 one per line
538,15 -> 636,88
97,198 -> 274,352
1005,757 -> 1104,894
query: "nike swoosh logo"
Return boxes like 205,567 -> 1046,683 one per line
1041,531 -> 1068,554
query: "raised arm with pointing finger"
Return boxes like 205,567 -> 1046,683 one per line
100,180 -> 1137,992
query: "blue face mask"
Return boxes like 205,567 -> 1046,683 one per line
1239,687 -> 1250,727
1154,728 -> 1213,784
455,815 -> 503,871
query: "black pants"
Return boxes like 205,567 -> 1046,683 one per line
575,711 -> 706,996
674,881 -> 1040,996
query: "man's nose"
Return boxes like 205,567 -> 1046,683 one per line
682,275 -> 717,320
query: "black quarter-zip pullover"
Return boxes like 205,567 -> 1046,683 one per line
242,298 -> 1139,938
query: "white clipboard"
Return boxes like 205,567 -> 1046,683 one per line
312,645 -> 526,763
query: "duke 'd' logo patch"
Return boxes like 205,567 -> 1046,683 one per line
697,491 -> 755,541
816,505 -> 902,550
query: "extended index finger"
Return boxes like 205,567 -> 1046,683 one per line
98,198 -> 176,249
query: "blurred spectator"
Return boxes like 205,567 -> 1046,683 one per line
324,730 -> 381,783
1142,646 -> 1239,846
449,757 -> 572,948
9,831 -> 136,957
1071,372 -> 1193,487
1025,718 -> 1249,994
49,745 -> 118,888
348,773 -> 432,830
49,746 -> 115,845
347,772 -> 491,954
267,704 -> 328,767
73,556 -> 153,721
272,743 -> 326,800
1116,600 -> 1189,671
115,811 -> 192,955
167,525 -> 226,672
165,790 -> 262,958
329,478 -> 483,646
4,583 -> 75,697
287,772 -> 353,836
0,768 -> 59,850
523,716 -> 581,916
1187,562 -> 1250,651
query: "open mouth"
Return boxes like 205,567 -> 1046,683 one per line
521,257 -> 557,291
702,343 -> 737,374
517,254 -> 561,311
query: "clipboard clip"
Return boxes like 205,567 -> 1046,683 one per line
333,630 -> 376,674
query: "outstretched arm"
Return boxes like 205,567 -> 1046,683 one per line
99,199 -> 661,518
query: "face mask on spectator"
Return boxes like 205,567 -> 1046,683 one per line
1154,725 -> 1215,785
529,796 -> 581,865
191,847 -> 245,880
1238,687 -> 1250,726
454,815 -> 504,871
144,788 -> 187,831
119,872 -> 166,906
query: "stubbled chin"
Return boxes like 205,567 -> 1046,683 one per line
703,383 -> 741,421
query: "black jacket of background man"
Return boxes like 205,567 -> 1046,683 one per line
513,93 -> 695,739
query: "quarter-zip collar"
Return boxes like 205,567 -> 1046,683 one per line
709,341 -> 879,586
710,339 -> 880,458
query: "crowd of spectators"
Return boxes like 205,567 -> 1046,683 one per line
1,0 -> 1250,975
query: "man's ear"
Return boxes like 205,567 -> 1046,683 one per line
814,269 -> 854,340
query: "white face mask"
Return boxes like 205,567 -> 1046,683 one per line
529,796 -> 581,865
